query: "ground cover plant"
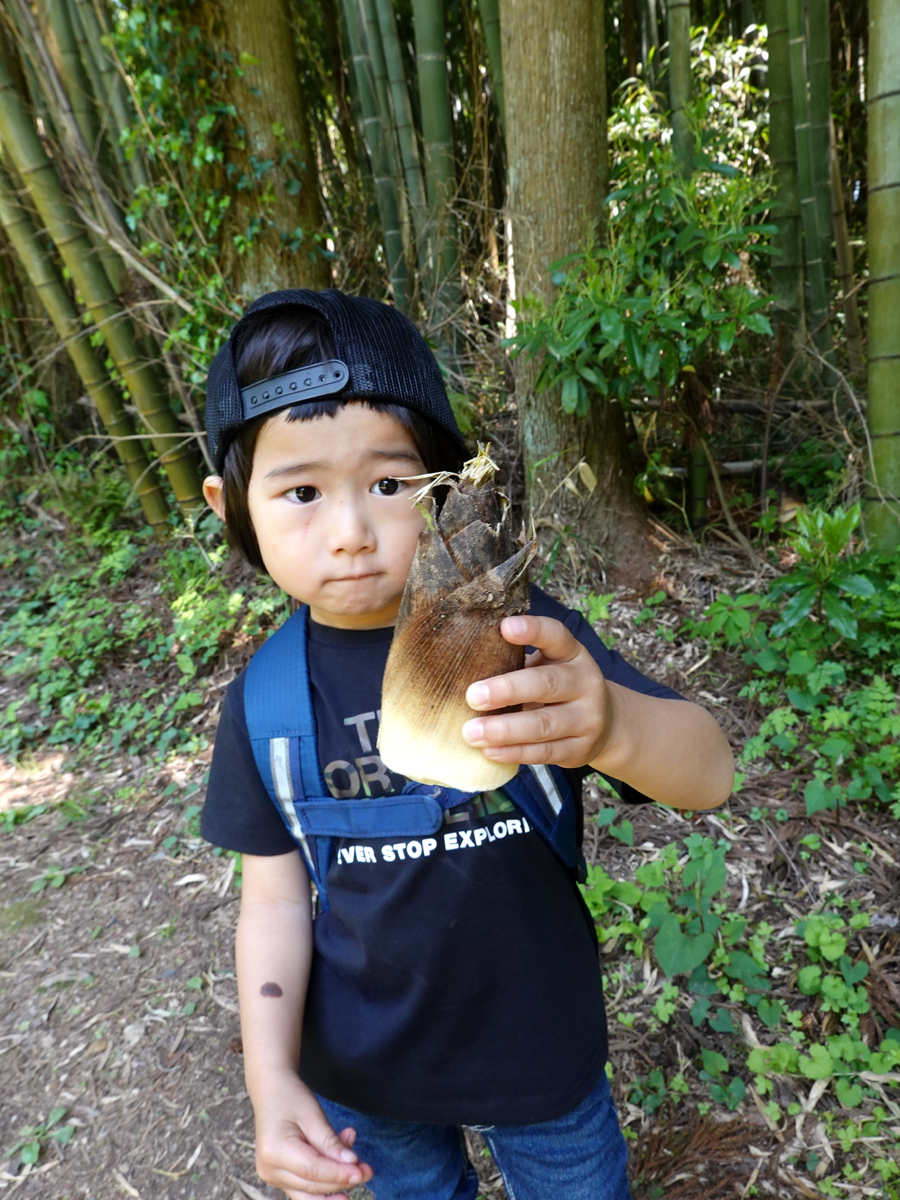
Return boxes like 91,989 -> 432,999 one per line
1,476 -> 898,1199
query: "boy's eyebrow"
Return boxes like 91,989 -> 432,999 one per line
263,448 -> 423,480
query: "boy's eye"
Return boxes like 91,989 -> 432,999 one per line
373,477 -> 403,496
287,486 -> 319,504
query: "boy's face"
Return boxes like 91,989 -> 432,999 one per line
225,404 -> 427,629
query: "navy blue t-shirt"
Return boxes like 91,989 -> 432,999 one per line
201,587 -> 683,1125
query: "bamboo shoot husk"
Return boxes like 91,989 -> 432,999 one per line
379,455 -> 535,792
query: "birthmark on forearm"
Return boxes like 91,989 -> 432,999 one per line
259,982 -> 283,998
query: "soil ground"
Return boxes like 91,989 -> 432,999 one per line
1,536 -> 898,1200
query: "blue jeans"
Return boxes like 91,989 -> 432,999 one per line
316,1071 -> 632,1200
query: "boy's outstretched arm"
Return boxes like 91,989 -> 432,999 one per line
462,615 -> 734,811
237,852 -> 373,1199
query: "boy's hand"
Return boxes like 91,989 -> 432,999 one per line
252,1069 -> 373,1199
462,615 -> 610,770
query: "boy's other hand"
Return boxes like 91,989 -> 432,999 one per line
253,1069 -> 373,1199
462,615 -> 610,770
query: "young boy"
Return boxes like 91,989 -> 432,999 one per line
200,288 -> 734,1200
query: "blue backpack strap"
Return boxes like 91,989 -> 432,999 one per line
505,765 -> 585,881
244,608 -> 444,907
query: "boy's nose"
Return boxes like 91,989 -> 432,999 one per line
328,497 -> 376,554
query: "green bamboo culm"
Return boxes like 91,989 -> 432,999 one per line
341,0 -> 411,311
40,0 -> 104,162
477,0 -> 505,137
666,0 -> 692,178
787,0 -> 830,364
764,0 -> 805,341
411,0 -> 460,321
373,0 -> 430,277
864,0 -> 900,550
786,0 -> 832,363
805,0 -> 832,293
0,57 -> 204,514
66,0 -> 141,196
0,160 -> 170,531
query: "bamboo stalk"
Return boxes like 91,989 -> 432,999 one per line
39,0 -> 103,161
69,0 -> 152,197
372,0 -> 430,275
786,0 -> 832,362
667,0 -> 692,178
476,0 -> 505,135
0,54 -> 203,512
805,0 -> 832,292
65,0 -> 130,191
341,0 -> 411,309
0,159 -> 169,529
864,0 -> 900,550
829,116 -> 864,377
764,0 -> 805,339
411,0 -> 460,313
358,0 -> 411,261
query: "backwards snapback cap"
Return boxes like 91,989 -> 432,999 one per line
205,288 -> 464,474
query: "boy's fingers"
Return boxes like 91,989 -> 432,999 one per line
466,662 -> 573,712
464,705 -> 589,752
481,735 -> 586,765
499,615 -> 580,658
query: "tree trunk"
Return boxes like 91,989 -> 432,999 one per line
500,0 -> 652,581
0,53 -> 203,513
765,0 -> 805,341
865,0 -> 900,550
0,160 -> 170,531
219,0 -> 330,297
667,0 -> 692,178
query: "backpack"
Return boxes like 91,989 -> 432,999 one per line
243,606 -> 586,910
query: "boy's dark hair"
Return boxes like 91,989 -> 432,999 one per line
221,306 -> 465,571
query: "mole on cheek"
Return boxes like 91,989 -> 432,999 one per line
260,982 -> 283,998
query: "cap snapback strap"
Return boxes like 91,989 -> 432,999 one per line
240,359 -> 350,420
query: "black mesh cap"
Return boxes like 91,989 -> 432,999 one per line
204,288 -> 464,473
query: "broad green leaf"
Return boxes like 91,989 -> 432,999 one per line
20,1140 -> 40,1166
786,650 -> 817,675
709,1007 -> 738,1034
757,999 -> 783,1029
600,308 -> 624,344
743,311 -> 773,336
702,242 -> 721,270
822,590 -> 857,640
718,321 -> 736,353
561,376 -> 579,413
837,573 -> 875,597
835,1077 -> 863,1108
655,915 -> 714,977
799,1045 -> 834,1080
609,820 -> 634,846
701,1047 -> 729,1078
770,585 -> 817,635
804,777 -> 841,816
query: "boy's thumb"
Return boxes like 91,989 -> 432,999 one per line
307,1114 -> 359,1164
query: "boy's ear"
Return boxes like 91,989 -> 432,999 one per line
203,475 -> 226,521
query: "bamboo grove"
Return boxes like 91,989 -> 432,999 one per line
0,0 -> 896,564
